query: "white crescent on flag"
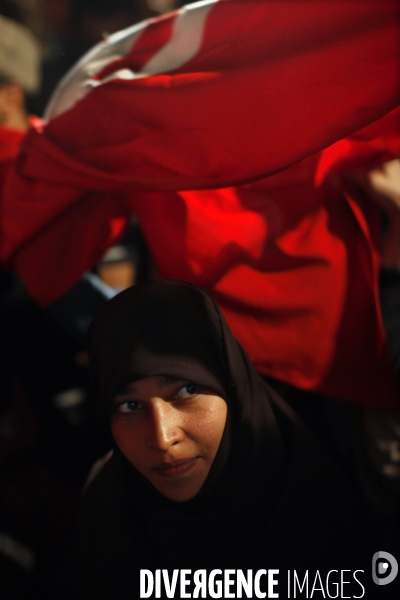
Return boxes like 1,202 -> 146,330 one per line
44,0 -> 217,121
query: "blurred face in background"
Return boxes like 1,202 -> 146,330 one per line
0,82 -> 28,130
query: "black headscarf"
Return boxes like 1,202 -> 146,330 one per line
87,280 -> 285,554
79,280 -> 380,599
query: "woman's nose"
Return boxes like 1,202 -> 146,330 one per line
145,400 -> 183,450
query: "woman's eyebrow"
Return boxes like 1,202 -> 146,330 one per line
118,376 -> 182,395
117,383 -> 139,395
162,376 -> 181,386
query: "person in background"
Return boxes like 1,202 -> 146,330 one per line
0,13 -> 41,301
0,15 -> 109,597
0,15 -> 43,598
0,14 -> 41,182
353,160 -> 400,512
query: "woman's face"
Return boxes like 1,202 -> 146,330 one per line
111,375 -> 227,501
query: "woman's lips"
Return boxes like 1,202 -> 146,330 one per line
152,457 -> 198,477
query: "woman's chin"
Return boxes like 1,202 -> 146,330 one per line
144,456 -> 209,501
158,487 -> 199,502
151,476 -> 205,502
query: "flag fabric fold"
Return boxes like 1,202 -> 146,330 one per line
1,0 -> 400,407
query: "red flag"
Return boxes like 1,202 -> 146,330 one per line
0,117 -> 42,195
0,127 -> 25,164
0,126 -> 25,191
1,0 -> 400,407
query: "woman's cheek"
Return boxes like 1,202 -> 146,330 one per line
189,398 -> 227,442
111,416 -> 139,451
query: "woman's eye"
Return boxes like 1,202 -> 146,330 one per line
175,383 -> 199,400
116,400 -> 140,414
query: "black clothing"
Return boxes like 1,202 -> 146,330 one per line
76,280 -> 396,599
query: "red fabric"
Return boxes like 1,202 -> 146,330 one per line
1,0 -> 400,407
0,126 -> 25,163
0,125 -> 25,192
131,149 -> 399,408
0,117 -> 42,189
316,108 -> 400,184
